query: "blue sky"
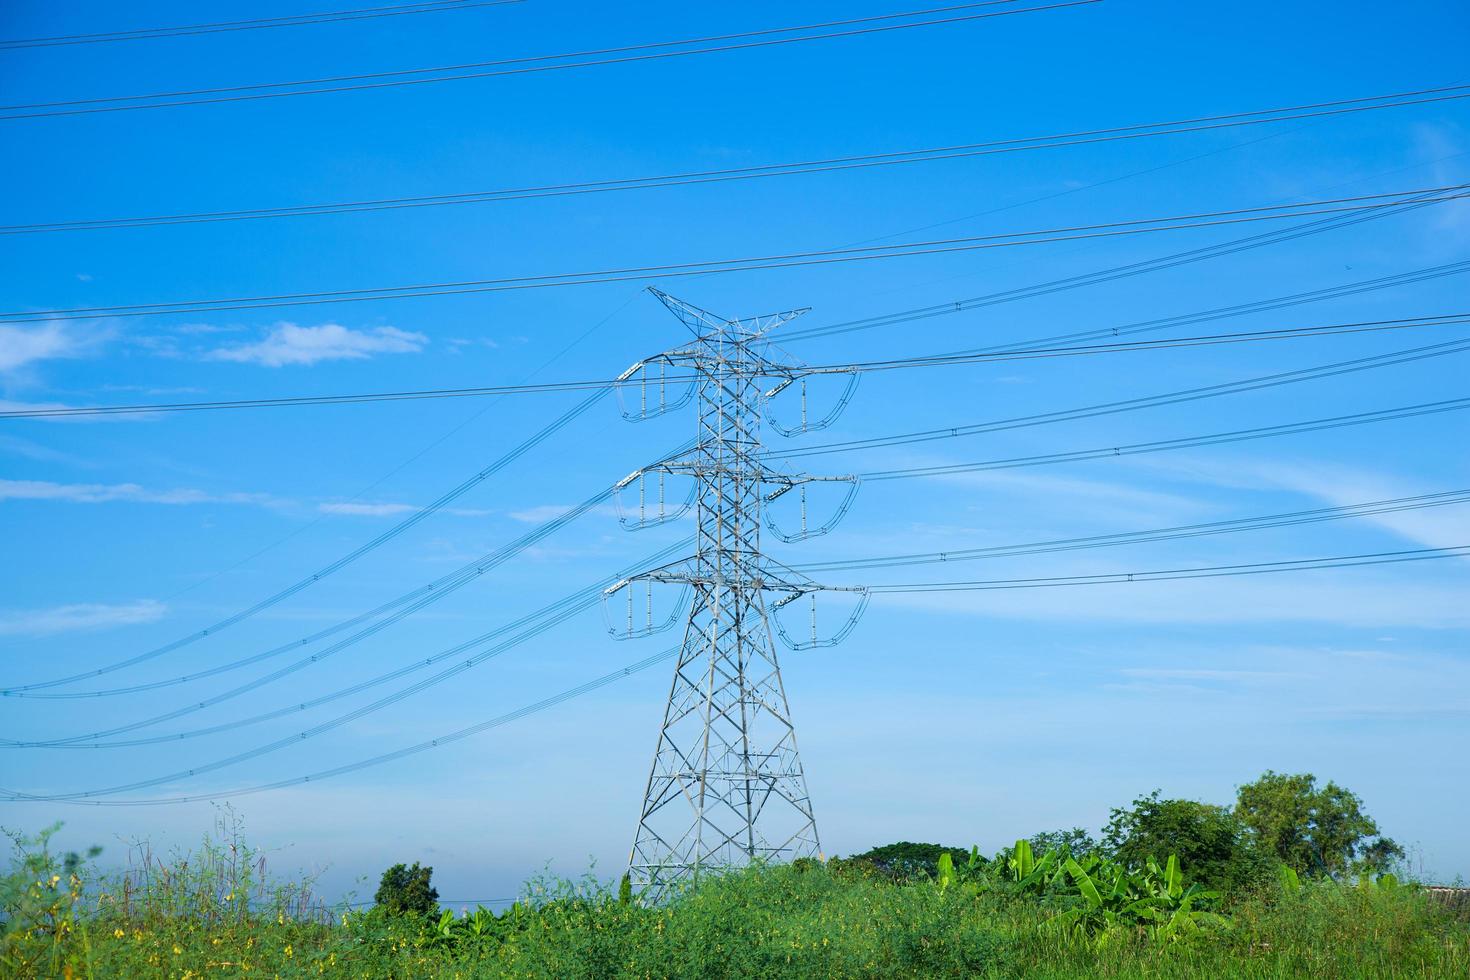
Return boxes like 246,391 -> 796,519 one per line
2,0 -> 1468,902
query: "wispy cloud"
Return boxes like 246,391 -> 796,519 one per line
0,433 -> 93,464
1142,455 -> 1470,551
0,600 -> 165,637
0,322 -> 100,375
204,323 -> 427,367
1118,667 -> 1304,682
883,571 -> 1470,628
318,501 -> 418,517
0,478 -> 281,507
1414,122 -> 1470,240
507,503 -> 619,523
316,501 -> 496,519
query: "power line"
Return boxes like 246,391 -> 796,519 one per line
793,490 -> 1470,572
0,391 -> 616,693
858,545 -> 1470,592
0,1 -> 1094,120
0,646 -> 683,805
5,539 -> 694,746
149,288 -> 646,607
771,331 -> 1470,461
6,311 -> 1464,421
777,199 -> 1465,344
856,397 -> 1470,482
0,549 -> 696,797
0,379 -> 630,418
0,472 -> 640,703
8,83 -> 1466,234
0,1 -> 522,50
803,313 -> 1470,377
3,183 -> 1464,326
20,489 -> 1462,751
8,543 -> 1464,806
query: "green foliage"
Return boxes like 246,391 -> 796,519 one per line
841,841 -> 976,881
1102,790 -> 1272,893
4,829 -> 1469,979
375,861 -> 440,917
1,823 -> 100,978
1028,827 -> 1097,858
1234,770 -> 1404,878
989,840 -> 1229,943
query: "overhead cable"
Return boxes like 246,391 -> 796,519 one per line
772,329 -> 1470,461
0,1 -> 1094,119
857,398 -> 1470,482
778,198 -> 1465,343
8,543 -> 1466,804
2,183 -> 1464,327
858,545 -> 1470,592
793,490 -> 1470,572
7,82 -> 1465,234
0,390 -> 614,693
0,646 -> 682,805
7,311 -> 1465,421
5,537 -> 694,747
0,1 -> 522,49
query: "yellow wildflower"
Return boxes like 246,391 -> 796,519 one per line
173,944 -> 183,955
113,928 -> 125,939
285,944 -> 293,958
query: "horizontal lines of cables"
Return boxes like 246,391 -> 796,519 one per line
0,1 -> 1094,120
4,183 -> 1464,326
0,1 -> 522,50
7,83 -> 1464,234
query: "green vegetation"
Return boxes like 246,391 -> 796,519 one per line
4,773 -> 1464,978
1234,770 -> 1404,877
373,862 -> 439,918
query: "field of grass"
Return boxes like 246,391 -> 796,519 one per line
5,822 -> 1468,978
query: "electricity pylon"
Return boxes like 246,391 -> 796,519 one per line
610,289 -> 863,900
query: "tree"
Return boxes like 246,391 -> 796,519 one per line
1102,790 -> 1270,892
1027,827 -> 1097,857
843,841 -> 975,880
374,862 -> 439,916
1234,771 -> 1403,878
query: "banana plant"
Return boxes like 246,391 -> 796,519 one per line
465,906 -> 497,939
1007,840 -> 1063,894
1046,851 -> 1228,944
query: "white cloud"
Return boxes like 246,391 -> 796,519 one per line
0,322 -> 89,373
1118,668 -> 1303,682
507,503 -> 619,523
881,572 -> 1470,628
0,600 -> 165,637
205,322 -> 427,367
318,501 -> 417,517
0,478 -> 279,507
1413,123 -> 1470,239
1141,455 -> 1470,551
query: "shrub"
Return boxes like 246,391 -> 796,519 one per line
374,862 -> 439,917
1102,790 -> 1272,894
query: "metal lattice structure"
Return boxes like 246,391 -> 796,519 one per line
610,289 -> 865,899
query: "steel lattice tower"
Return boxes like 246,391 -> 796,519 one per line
622,290 -> 832,898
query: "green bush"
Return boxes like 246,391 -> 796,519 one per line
374,861 -> 439,917
1102,790 -> 1273,894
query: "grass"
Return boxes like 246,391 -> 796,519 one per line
4,821 -> 1467,978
